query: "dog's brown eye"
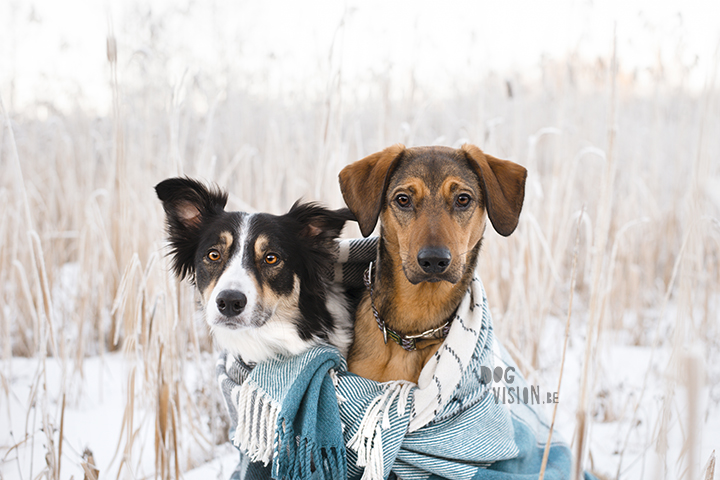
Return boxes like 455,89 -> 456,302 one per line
264,253 -> 279,265
207,250 -> 221,262
395,194 -> 411,208
455,194 -> 472,208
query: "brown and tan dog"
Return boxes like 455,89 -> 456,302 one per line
339,144 -> 527,383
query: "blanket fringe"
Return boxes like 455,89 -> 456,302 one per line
348,381 -> 413,480
329,369 -> 347,404
274,431 -> 347,480
232,380 -> 279,466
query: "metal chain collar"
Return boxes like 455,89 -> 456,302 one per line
363,261 -> 453,352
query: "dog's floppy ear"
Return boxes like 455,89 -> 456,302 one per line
338,144 -> 405,237
155,177 -> 228,280
461,144 -> 527,237
287,202 -> 354,241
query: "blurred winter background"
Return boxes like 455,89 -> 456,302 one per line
1,1 -> 719,479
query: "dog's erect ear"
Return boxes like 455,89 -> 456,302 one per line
155,177 -> 228,280
338,144 -> 405,237
155,177 -> 228,230
461,144 -> 527,237
288,202 -> 354,241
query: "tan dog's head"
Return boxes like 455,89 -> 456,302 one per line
339,144 -> 527,284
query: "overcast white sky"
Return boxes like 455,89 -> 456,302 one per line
1,0 -> 718,114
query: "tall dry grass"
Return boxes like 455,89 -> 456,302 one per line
1,20 -> 719,480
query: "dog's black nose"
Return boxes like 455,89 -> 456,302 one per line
417,247 -> 452,274
216,290 -> 247,316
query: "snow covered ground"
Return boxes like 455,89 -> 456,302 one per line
536,313 -> 720,479
2,312 -> 717,479
1,353 -> 235,479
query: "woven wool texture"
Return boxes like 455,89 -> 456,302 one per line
217,237 -> 595,480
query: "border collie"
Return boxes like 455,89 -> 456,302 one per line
155,177 -> 354,364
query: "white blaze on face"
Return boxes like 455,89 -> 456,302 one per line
202,215 -> 317,363
206,214 -> 259,329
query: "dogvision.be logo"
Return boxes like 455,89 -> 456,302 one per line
480,366 -> 559,405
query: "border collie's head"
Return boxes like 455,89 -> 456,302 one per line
155,177 -> 353,362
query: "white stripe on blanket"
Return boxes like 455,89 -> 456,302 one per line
410,276 -> 488,432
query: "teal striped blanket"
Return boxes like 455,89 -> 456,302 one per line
217,237 -> 596,480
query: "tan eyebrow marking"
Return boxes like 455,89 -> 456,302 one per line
254,234 -> 269,258
219,231 -> 233,250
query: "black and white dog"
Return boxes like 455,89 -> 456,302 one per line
156,177 -> 354,363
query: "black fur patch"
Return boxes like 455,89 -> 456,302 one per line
156,177 -> 353,349
155,177 -> 229,282
250,203 -> 351,339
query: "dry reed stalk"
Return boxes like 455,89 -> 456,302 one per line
602,217 -> 650,305
12,260 -> 38,353
0,190 -> 10,359
82,448 -> 100,480
139,255 -> 159,356
0,94 -> 33,233
553,146 -> 603,264
110,365 -> 136,479
106,23 -> 129,352
703,451 -> 716,480
110,253 -> 141,347
157,382 -> 171,480
682,351 -> 702,480
28,230 -> 58,357
22,358 -> 42,471
57,393 -> 66,480
156,343 -> 170,480
573,25 -> 619,480
5,430 -> 32,478
614,224 -> 695,479
170,393 -> 180,480
43,420 -> 57,480
668,236 -> 698,479
539,206 -> 583,480
652,40 -> 716,479
194,92 -> 224,178
169,71 -> 189,177
2,95 -> 43,359
522,210 -> 563,368
519,126 -> 575,371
